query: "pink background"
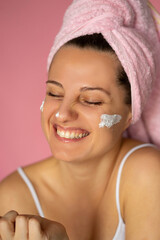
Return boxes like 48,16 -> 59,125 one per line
0,0 -> 160,181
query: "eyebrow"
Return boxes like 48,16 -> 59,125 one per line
80,87 -> 110,96
46,80 -> 110,96
46,80 -> 63,88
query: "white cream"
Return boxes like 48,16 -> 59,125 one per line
99,114 -> 122,128
55,112 -> 60,118
40,100 -> 45,112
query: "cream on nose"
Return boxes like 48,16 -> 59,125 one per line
55,112 -> 60,118
55,102 -> 78,122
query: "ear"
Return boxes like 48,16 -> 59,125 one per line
123,107 -> 132,131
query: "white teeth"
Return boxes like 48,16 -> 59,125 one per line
58,130 -> 64,137
65,131 -> 70,138
79,133 -> 82,138
70,132 -> 75,139
75,133 -> 79,139
56,129 -> 88,139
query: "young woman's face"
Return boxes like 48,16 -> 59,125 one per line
41,45 -> 131,163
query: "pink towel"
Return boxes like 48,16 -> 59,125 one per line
47,0 -> 160,148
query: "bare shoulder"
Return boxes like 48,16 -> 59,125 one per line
0,156 -> 55,216
123,144 -> 160,183
121,143 -> 160,238
0,170 -> 29,215
0,158 -> 49,216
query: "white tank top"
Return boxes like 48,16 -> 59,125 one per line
17,143 -> 154,239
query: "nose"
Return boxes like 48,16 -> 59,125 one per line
55,100 -> 78,123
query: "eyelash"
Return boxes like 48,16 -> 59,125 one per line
47,92 -> 103,105
84,101 -> 102,105
48,92 -> 63,98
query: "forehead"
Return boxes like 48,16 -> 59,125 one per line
48,45 -> 121,88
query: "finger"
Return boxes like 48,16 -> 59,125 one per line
3,210 -> 18,229
0,211 -> 18,240
28,218 -> 46,240
0,210 -> 18,236
0,217 -> 13,240
43,221 -> 69,240
3,210 -> 18,221
14,215 -> 28,240
27,216 -> 68,240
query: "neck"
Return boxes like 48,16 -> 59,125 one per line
57,139 -> 123,198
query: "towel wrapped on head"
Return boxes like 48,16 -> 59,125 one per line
47,0 -> 160,148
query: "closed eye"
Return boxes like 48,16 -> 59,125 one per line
85,101 -> 102,105
48,92 -> 63,98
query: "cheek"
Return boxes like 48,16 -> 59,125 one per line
95,123 -> 123,154
78,106 -> 102,129
91,112 -> 124,145
99,114 -> 122,128
43,98 -> 60,118
40,99 -> 59,137
79,108 -> 113,140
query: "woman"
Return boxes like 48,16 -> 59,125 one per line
0,0 -> 160,239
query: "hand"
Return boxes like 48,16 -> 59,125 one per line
0,210 -> 69,240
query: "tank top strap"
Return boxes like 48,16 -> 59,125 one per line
17,167 -> 44,218
115,143 -> 155,221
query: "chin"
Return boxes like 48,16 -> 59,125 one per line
50,145 -> 94,164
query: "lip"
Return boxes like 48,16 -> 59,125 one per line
54,124 -> 90,133
53,124 -> 90,143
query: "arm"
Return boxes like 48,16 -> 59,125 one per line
123,148 -> 160,239
0,173 -> 69,240
0,171 -> 36,216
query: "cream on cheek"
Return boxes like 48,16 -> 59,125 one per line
40,100 -> 45,112
99,114 -> 122,128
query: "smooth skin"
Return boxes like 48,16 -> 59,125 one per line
0,46 -> 160,240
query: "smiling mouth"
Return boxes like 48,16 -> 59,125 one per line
54,124 -> 90,140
